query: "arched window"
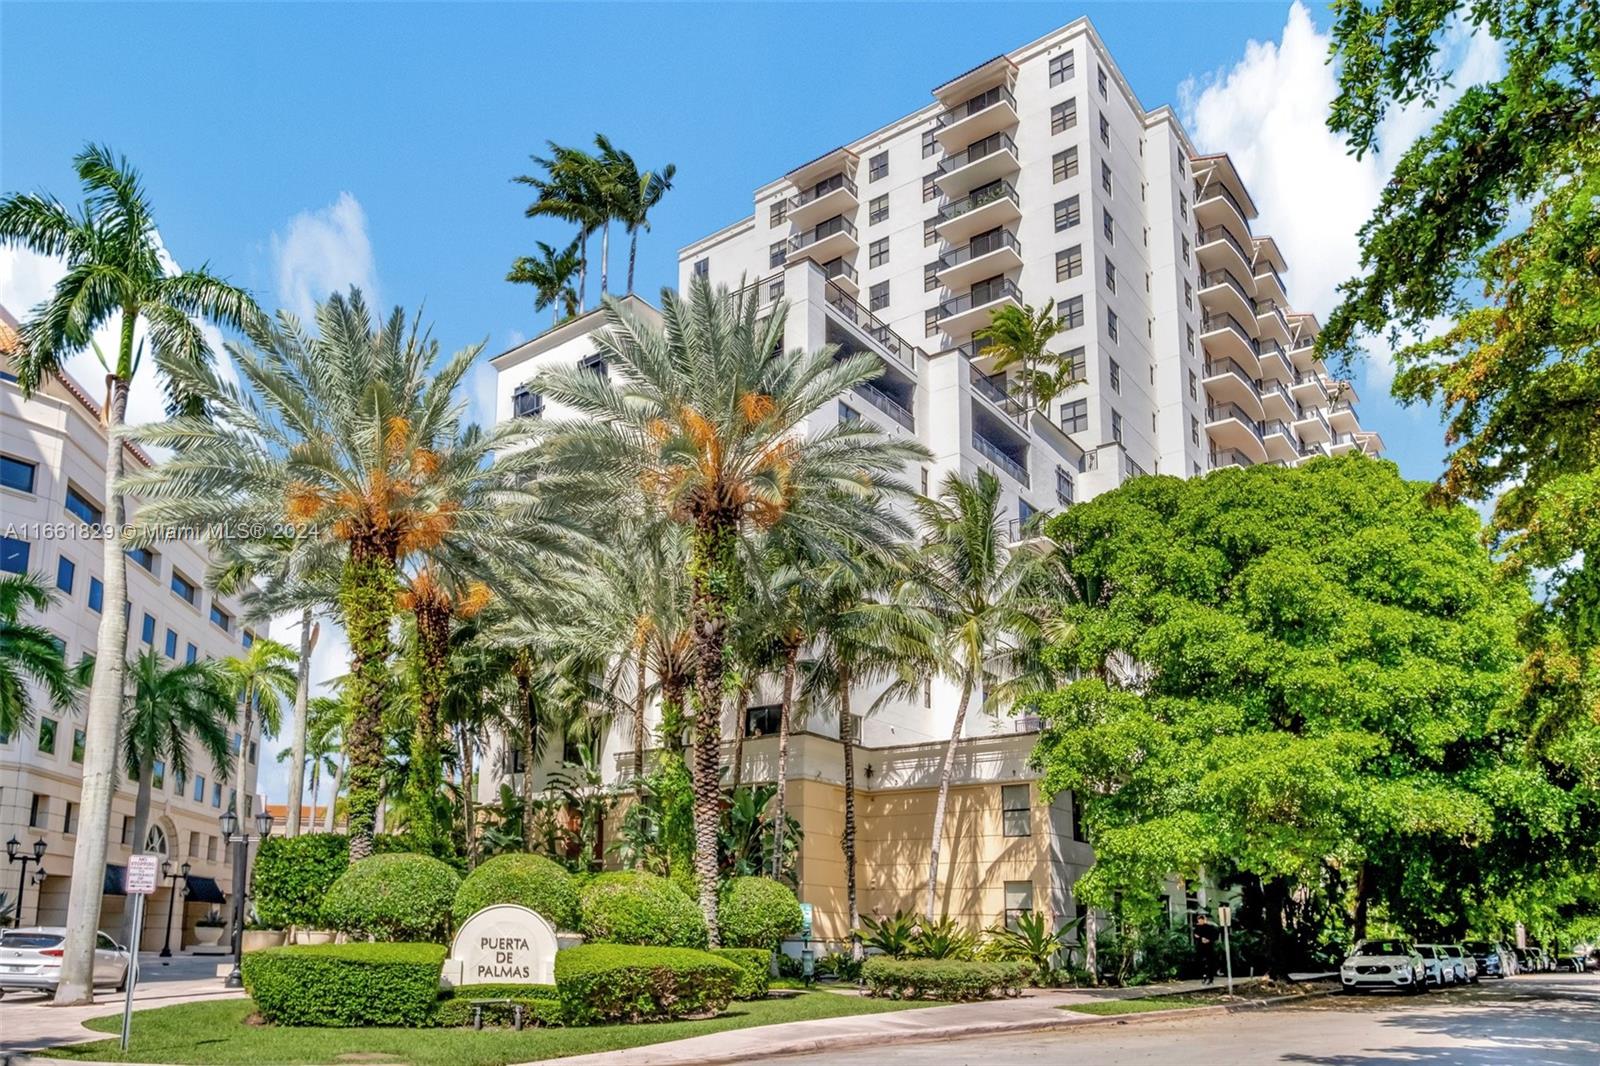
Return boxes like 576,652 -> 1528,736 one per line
144,825 -> 168,856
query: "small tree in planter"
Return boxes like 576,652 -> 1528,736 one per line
194,908 -> 227,948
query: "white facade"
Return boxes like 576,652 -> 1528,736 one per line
0,306 -> 264,947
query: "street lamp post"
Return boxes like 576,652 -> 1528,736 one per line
159,860 -> 192,958
218,810 -> 274,989
5,837 -> 46,927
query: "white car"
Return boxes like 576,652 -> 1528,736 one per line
1439,943 -> 1478,984
0,927 -> 131,998
1341,939 -> 1428,994
1416,944 -> 1455,986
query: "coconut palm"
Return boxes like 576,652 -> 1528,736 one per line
532,279 -> 926,944
593,135 -> 676,295
279,695 -> 340,830
515,143 -> 611,309
0,144 -> 260,1005
975,301 -> 1081,414
507,239 -> 582,328
219,638 -> 296,820
899,470 -> 1055,919
0,573 -> 85,738
122,289 -> 545,860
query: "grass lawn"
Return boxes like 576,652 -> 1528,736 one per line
43,992 -> 935,1066
1064,993 -> 1218,1016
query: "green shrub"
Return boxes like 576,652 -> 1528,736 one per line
251,834 -> 351,929
861,957 -> 1034,1001
711,947 -> 771,999
322,853 -> 460,942
815,950 -> 863,982
434,984 -> 562,1028
555,943 -> 743,1024
242,942 -> 445,1026
717,877 -> 803,950
578,871 -> 706,948
451,853 -> 581,930
908,916 -> 977,960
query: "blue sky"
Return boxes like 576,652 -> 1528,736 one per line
4,1 -> 1490,802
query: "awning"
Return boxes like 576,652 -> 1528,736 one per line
103,864 -> 126,896
184,875 -> 226,904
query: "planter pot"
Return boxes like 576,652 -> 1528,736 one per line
294,929 -> 336,946
242,929 -> 287,952
193,925 -> 225,947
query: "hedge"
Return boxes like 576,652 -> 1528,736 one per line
861,957 -> 1034,1001
251,833 -> 450,930
242,942 -> 446,1026
434,984 -> 562,1028
555,944 -> 743,1024
711,947 -> 771,999
578,871 -> 707,948
717,877 -> 804,950
451,853 -> 580,930
322,853 -> 460,942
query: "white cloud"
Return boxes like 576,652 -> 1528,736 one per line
256,611 -> 351,812
1179,1 -> 1503,389
270,192 -> 378,321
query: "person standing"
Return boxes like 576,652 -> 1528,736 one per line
1193,912 -> 1220,985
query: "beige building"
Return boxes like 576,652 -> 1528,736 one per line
0,305 -> 265,951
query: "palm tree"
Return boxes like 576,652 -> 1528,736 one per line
219,638 -> 296,821
532,279 -> 926,944
516,144 -> 610,309
507,239 -> 582,328
123,289 -> 544,860
0,573 -> 84,738
0,144 -> 260,1006
900,471 -> 1054,919
594,135 -> 676,294
975,301 -> 1081,414
279,696 -> 340,830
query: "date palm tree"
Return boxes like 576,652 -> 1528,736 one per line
507,239 -> 582,328
594,135 -> 676,295
219,638 -> 297,821
0,144 -> 260,1005
0,573 -> 85,738
123,289 -> 545,860
975,301 -> 1081,415
531,279 -> 925,944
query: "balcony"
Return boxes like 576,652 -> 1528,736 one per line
1329,431 -> 1363,455
1206,402 -> 1267,463
1328,398 -> 1359,434
853,379 -> 914,431
1199,268 -> 1255,325
928,227 -> 1022,289
1194,183 -> 1253,246
967,360 -> 1029,431
822,278 -> 922,378
788,172 -> 858,229
820,256 -> 859,295
1291,369 -> 1329,406
935,180 -> 1020,242
1203,357 -> 1264,418
789,214 -> 858,264
936,131 -> 1019,197
1288,335 -> 1319,367
973,430 -> 1029,486
1200,311 -> 1260,370
935,276 -> 1022,335
1257,339 -> 1293,381
1196,224 -> 1252,278
1255,300 -> 1291,345
1296,440 -> 1329,464
1293,402 -> 1332,444
1259,376 -> 1298,422
1261,418 -> 1298,462
1210,448 -> 1256,470
1254,264 -> 1288,307
935,84 -> 1020,147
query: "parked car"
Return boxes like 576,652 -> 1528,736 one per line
1341,939 -> 1428,994
0,927 -> 131,998
1512,946 -> 1542,973
1415,944 -> 1455,987
1440,943 -> 1478,984
1464,940 -> 1515,978
1558,951 -> 1589,973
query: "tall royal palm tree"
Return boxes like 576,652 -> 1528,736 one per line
280,695 -> 340,830
594,135 -> 676,295
219,638 -> 297,820
123,290 -> 545,860
975,301 -> 1081,415
532,279 -> 925,944
0,573 -> 85,739
900,470 -> 1054,919
516,144 -> 610,308
0,145 -> 260,1005
507,239 -> 582,328
120,650 -> 233,942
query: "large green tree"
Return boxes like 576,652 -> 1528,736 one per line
1030,458 -> 1590,974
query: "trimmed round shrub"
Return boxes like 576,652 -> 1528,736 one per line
711,947 -> 771,999
717,877 -> 804,950
555,943 -> 743,1024
242,942 -> 445,1026
451,853 -> 580,930
578,871 -> 706,948
322,852 -> 460,942
861,957 -> 1034,1001
252,834 -> 351,929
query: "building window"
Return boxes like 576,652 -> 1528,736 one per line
923,220 -> 938,249
38,716 -> 57,755
1004,881 -> 1035,931
1109,359 -> 1121,393
0,536 -> 28,575
88,576 -> 104,613
0,454 -> 36,493
869,238 -> 889,268
1184,280 -> 1193,309
769,241 -> 786,269
29,794 -> 46,829
140,612 -> 155,645
1071,791 -> 1087,842
769,200 -> 787,226
212,782 -> 223,808
63,801 -> 78,835
66,726 -> 84,763
65,485 -> 103,525
207,835 -> 218,861
1179,192 -> 1189,220
1101,160 -> 1113,195
152,759 -> 166,790
1054,195 -> 1080,232
249,740 -> 258,765
921,129 -> 937,158
1063,346 -> 1087,381
745,704 -> 782,737
185,642 -> 198,664
925,309 -> 939,336
869,281 -> 890,311
922,174 -> 939,204
1104,257 -> 1117,294
1191,414 -> 1201,446
1103,208 -> 1115,243
1050,98 -> 1077,135
1056,245 -> 1082,282
210,604 -> 232,632
1099,113 -> 1111,146
174,768 -> 185,795
187,831 -> 200,858
1187,326 -> 1196,356
1052,147 -> 1078,183
692,258 -> 709,278
171,571 -> 198,605
1061,399 -> 1089,434
868,152 -> 888,181
127,546 -> 156,573
838,401 -> 860,423
512,386 -> 543,419
1111,409 -> 1123,442
1107,309 -> 1120,342
1097,66 -> 1108,98
55,555 -> 75,594
1049,51 -> 1075,86
1057,466 -> 1075,504
869,195 -> 888,225
1062,295 -> 1085,329
768,278 -> 784,302
194,773 -> 206,802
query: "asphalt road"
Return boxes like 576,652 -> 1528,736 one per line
772,973 -> 1600,1066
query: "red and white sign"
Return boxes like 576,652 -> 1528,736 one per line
126,853 -> 161,895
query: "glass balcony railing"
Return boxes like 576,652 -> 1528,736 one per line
1260,378 -> 1295,409
1254,264 -> 1286,295
821,257 -> 858,284
967,361 -> 1028,425
1201,312 -> 1259,353
789,215 -> 857,253
938,277 -> 1022,321
1296,405 -> 1332,437
936,85 -> 1018,129
854,380 -> 914,430
1262,419 -> 1294,441
1207,402 -> 1264,441
1200,269 -> 1253,307
1204,357 -> 1260,395
1258,339 -> 1287,363
822,276 -> 922,377
938,181 -> 1019,223
1196,182 -> 1252,228
1254,300 -> 1290,334
1197,224 -> 1251,265
1290,335 -> 1318,354
1210,449 -> 1255,470
937,229 -> 1021,271
973,432 -> 1029,486
790,173 -> 857,210
937,132 -> 1018,176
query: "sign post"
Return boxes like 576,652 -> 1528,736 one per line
121,853 -> 160,1050
1217,903 -> 1235,996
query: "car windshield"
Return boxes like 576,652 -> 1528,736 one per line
1416,946 -> 1436,958
1441,946 -> 1463,957
1464,941 -> 1494,952
0,932 -> 63,949
1360,940 -> 1409,956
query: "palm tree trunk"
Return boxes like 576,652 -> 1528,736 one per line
632,653 -> 648,794
285,608 -> 316,837
770,642 -> 799,878
408,603 -> 450,854
325,751 -> 344,833
56,366 -> 132,1006
599,221 -> 610,297
122,761 -> 154,950
519,666 -> 538,853
234,694 -> 254,822
627,230 -> 639,294
460,727 -> 478,869
687,517 -> 737,947
839,665 -> 862,961
308,761 -> 321,834
925,676 -> 973,921
729,679 -> 751,793
340,546 -> 397,861
577,236 -> 588,311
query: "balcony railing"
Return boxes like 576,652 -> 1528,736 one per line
1201,312 -> 1259,353
1197,224 -> 1251,265
1207,402 -> 1264,441
936,85 -> 1018,129
1204,357 -> 1260,395
823,279 -> 922,377
1200,269 -> 1253,307
1290,336 -> 1317,355
1295,369 -> 1330,395
1258,339 -> 1287,363
790,215 -> 857,253
937,228 -> 1021,271
938,277 -> 1022,322
1297,405 -> 1332,437
790,173 -> 857,210
1196,182 -> 1251,228
821,257 -> 858,285
973,432 -> 1029,485
854,380 -> 914,430
1260,378 -> 1295,408
967,361 -> 1028,426
938,181 -> 1020,223
937,132 -> 1018,176
1254,264 -> 1286,295
1262,419 -> 1294,441
1210,449 -> 1255,470
1299,441 -> 1328,459
1254,300 -> 1290,334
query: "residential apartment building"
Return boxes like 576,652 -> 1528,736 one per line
0,304 -> 264,949
491,18 -> 1381,945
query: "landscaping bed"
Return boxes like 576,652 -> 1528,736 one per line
1064,979 -> 1336,1016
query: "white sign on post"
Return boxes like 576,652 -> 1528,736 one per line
120,853 -> 160,1050
126,854 -> 160,895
